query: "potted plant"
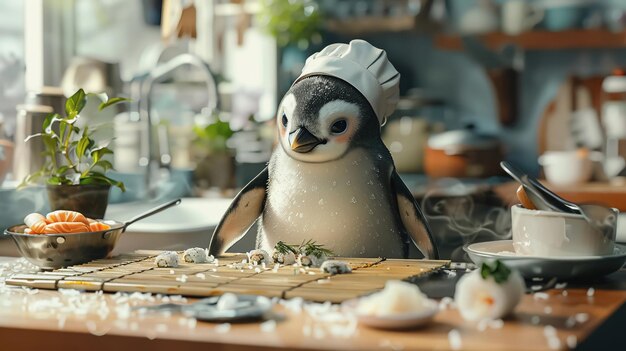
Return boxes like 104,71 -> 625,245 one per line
19,88 -> 127,219
190,114 -> 235,190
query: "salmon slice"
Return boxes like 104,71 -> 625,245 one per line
89,222 -> 111,232
44,222 -> 90,234
29,221 -> 48,234
46,210 -> 90,225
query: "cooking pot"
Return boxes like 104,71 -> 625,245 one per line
424,129 -> 503,178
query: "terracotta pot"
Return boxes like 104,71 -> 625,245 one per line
47,184 -> 111,219
424,129 -> 503,178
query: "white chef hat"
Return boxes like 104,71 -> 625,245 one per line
294,39 -> 400,126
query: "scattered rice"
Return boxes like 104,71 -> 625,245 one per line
575,313 -> 589,323
547,336 -> 561,350
260,319 -> 277,333
215,323 -> 231,333
533,292 -> 549,300
438,297 -> 455,310
443,269 -> 457,277
566,335 -> 577,348
448,329 -> 462,350
544,306 -> 552,314
544,325 -> 557,337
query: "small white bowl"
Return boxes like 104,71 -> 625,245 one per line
511,205 -> 615,257
343,298 -> 438,330
539,150 -> 592,186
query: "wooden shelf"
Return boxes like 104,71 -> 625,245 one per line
326,16 -> 417,35
435,29 -> 626,51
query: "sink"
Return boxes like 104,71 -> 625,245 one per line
105,197 -> 238,254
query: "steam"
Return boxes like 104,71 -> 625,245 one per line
420,179 -> 511,256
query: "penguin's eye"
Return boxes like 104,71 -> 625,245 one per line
330,119 -> 347,134
281,114 -> 288,128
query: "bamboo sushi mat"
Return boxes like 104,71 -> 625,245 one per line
6,251 -> 449,303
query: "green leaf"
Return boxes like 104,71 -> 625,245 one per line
56,165 -> 70,175
76,135 -> 91,158
59,121 -> 67,141
65,88 -> 87,117
98,97 -> 130,111
46,176 -> 63,185
479,260 -> 512,284
42,113 -> 58,133
41,134 -> 59,154
81,171 -> 125,192
91,146 -> 113,163
94,160 -> 113,172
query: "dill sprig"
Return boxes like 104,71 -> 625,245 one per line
299,239 -> 334,258
274,241 -> 298,254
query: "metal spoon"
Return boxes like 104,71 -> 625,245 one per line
500,161 -> 568,212
501,161 -> 618,238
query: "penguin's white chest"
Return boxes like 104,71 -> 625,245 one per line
263,149 -> 404,257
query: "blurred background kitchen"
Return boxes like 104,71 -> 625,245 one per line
2,0 -> 626,259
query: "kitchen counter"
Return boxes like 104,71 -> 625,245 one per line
1,256 -> 626,350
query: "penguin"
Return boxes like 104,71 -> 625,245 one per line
208,74 -> 438,259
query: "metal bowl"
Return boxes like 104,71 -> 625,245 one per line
4,221 -> 125,270
3,199 -> 181,270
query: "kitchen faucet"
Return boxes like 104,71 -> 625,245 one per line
132,53 -> 219,198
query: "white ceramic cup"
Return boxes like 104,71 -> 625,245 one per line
501,0 -> 544,35
539,150 -> 593,186
511,205 -> 615,257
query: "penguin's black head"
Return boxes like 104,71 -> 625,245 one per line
277,75 -> 381,163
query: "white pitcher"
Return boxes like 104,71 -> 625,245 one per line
501,0 -> 544,35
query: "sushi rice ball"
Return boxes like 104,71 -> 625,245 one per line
320,260 -> 352,274
272,250 -> 296,265
155,251 -> 179,268
454,260 -> 525,321
248,249 -> 272,265
183,247 -> 211,263
297,253 -> 326,268
271,241 -> 298,265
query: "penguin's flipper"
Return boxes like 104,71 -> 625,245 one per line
208,167 -> 268,256
391,170 -> 439,259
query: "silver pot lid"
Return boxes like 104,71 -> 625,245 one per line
428,129 -> 500,152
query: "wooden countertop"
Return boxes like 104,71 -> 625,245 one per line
1,257 -> 625,351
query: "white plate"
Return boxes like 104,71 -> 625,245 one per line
465,240 -> 626,280
344,299 -> 438,330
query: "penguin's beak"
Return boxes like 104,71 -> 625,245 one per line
289,127 -> 326,153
